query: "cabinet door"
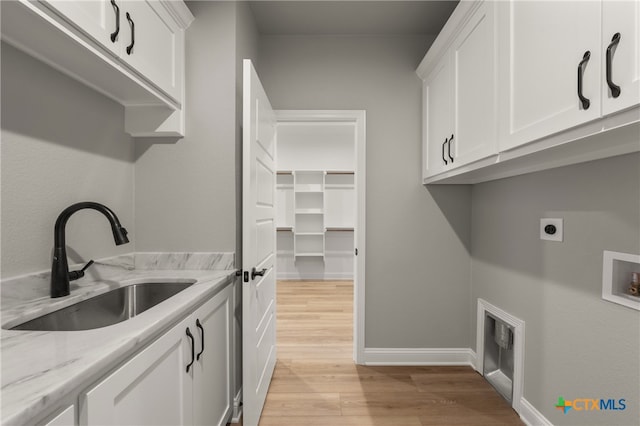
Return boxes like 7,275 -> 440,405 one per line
81,316 -> 194,426
498,1 -> 602,151
602,1 -> 640,115
44,0 -> 121,55
423,54 -> 453,179
193,286 -> 233,426
120,1 -> 182,103
44,405 -> 74,426
451,0 -> 497,167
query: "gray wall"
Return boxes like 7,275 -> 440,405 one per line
134,1 -> 258,402
134,2 -> 238,254
258,35 -> 472,348
471,153 -> 640,424
1,43 -> 134,279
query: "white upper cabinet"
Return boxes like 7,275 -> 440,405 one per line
44,0 -> 182,103
498,1 -> 602,152
417,0 -> 639,184
120,1 -> 183,102
1,0 -> 193,137
451,0 -> 497,166
602,0 -> 640,116
423,56 -> 453,178
420,0 -> 497,180
44,0 -> 120,55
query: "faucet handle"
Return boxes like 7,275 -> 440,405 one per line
69,260 -> 95,281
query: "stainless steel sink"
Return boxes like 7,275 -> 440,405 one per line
11,281 -> 196,331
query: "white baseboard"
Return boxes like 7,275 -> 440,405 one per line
363,347 -> 477,366
519,397 -> 553,426
230,387 -> 242,424
468,349 -> 477,370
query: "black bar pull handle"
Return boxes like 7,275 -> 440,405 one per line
606,33 -> 621,98
442,138 -> 448,165
577,51 -> 591,110
448,134 -> 454,163
196,319 -> 205,360
126,12 -> 135,55
185,327 -> 195,373
110,0 -> 120,42
251,267 -> 267,280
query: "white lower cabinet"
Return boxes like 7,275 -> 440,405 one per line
192,286 -> 233,426
80,285 -> 233,426
44,405 -> 75,426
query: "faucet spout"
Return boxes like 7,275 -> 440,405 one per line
51,202 -> 129,298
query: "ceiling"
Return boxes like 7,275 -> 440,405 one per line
249,1 -> 459,36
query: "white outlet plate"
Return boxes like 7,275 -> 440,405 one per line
540,218 -> 563,242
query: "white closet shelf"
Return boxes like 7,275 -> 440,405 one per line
326,170 -> 355,175
277,170 -> 293,175
325,185 -> 355,189
294,253 -> 325,257
295,209 -> 323,214
326,227 -> 354,231
277,227 -> 293,231
296,232 -> 324,236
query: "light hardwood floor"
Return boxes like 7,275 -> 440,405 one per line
251,280 -> 522,426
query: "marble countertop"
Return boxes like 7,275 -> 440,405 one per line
1,254 -> 236,425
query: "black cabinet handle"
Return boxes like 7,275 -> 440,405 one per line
442,138 -> 448,165
577,51 -> 591,110
606,33 -> 621,98
251,267 -> 267,280
185,327 -> 195,373
196,319 -> 204,360
109,0 -> 120,42
448,134 -> 454,163
126,12 -> 135,55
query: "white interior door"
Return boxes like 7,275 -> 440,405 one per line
242,59 -> 277,426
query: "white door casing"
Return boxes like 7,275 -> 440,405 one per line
274,110 -> 366,364
242,59 -> 278,426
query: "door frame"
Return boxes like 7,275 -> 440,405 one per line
275,110 -> 366,364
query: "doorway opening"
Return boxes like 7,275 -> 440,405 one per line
274,110 -> 366,364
